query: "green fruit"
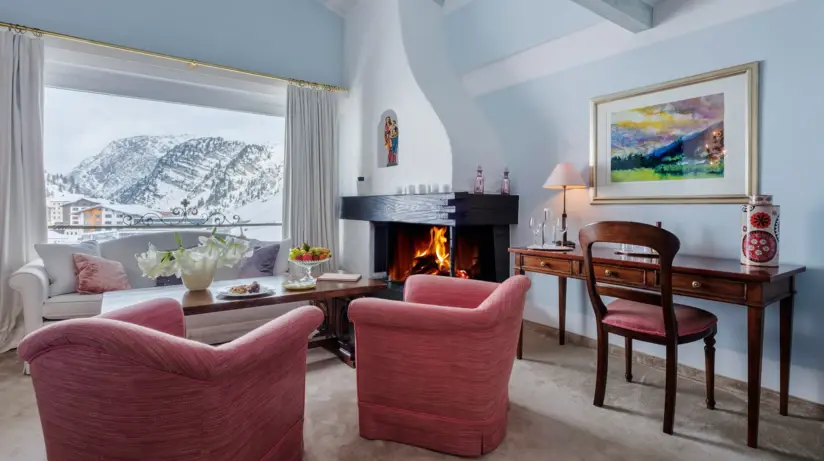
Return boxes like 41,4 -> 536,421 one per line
302,242 -> 311,252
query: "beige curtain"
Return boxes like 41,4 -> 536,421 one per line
283,85 -> 338,270
0,30 -> 47,352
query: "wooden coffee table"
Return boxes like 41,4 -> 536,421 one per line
102,275 -> 387,367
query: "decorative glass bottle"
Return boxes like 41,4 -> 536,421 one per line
501,168 -> 511,195
474,165 -> 484,194
741,195 -> 780,267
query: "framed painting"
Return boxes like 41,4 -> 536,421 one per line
590,62 -> 759,204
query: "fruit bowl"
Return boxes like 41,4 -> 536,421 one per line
287,244 -> 333,287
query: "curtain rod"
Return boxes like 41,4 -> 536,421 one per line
1,21 -> 347,93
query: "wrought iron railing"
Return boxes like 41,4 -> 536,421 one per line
48,199 -> 282,234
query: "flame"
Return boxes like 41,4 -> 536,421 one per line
416,226 -> 450,274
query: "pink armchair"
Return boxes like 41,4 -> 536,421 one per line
17,298 -> 323,461
349,274 -> 531,457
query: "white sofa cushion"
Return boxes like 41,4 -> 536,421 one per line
43,292 -> 103,319
35,241 -> 100,296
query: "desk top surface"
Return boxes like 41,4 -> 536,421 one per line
509,247 -> 806,283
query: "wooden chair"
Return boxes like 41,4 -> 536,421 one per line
578,221 -> 718,435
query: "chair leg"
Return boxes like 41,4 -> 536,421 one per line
594,327 -> 608,407
663,343 -> 678,435
704,333 -> 716,410
624,337 -> 633,382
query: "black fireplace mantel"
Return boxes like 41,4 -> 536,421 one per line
340,192 -> 519,226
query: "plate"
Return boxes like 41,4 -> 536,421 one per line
218,286 -> 275,298
282,280 -> 317,291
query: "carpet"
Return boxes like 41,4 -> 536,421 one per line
1,329 -> 822,460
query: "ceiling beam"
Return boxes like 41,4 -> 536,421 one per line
570,0 -> 653,33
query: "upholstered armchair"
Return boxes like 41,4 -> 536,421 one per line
18,298 -> 323,461
349,274 -> 531,457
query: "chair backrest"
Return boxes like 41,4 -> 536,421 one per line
578,221 -> 681,339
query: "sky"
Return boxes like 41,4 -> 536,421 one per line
44,88 -> 285,174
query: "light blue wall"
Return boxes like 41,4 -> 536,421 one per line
444,0 -> 602,75
474,0 -> 824,403
0,0 -> 344,86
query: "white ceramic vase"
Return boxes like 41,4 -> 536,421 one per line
181,257 -> 218,291
741,195 -> 780,267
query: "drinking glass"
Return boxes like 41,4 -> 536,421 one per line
553,217 -> 567,246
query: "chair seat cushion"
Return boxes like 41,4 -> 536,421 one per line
603,299 -> 717,337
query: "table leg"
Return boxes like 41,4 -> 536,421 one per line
780,286 -> 795,416
517,321 -> 524,360
747,306 -> 765,448
558,276 -> 567,345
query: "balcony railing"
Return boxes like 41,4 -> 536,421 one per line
47,199 -> 283,243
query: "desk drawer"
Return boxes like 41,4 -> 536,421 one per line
593,264 -> 646,286
523,256 -> 573,275
672,273 -> 745,302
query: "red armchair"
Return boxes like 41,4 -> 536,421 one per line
349,274 -> 531,457
17,298 -> 323,461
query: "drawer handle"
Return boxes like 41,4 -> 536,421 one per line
604,269 -> 616,277
540,261 -> 547,267
692,281 -> 702,289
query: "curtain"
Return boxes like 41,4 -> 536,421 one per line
0,30 -> 46,352
283,85 -> 338,270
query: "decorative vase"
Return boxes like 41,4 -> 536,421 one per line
741,195 -> 780,267
181,257 -> 218,291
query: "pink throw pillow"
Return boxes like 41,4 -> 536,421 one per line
73,253 -> 131,294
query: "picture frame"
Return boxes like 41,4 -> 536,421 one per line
590,62 -> 759,204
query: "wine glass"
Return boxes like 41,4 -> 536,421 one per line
529,213 -> 545,247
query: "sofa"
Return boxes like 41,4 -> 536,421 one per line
9,231 -> 299,346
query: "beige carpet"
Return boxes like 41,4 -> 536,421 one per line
1,329 -> 822,461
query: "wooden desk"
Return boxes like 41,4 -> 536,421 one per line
510,247 -> 806,448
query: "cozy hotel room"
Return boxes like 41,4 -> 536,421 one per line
0,0 -> 821,460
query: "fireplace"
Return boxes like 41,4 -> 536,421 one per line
383,223 -> 498,282
341,193 -> 518,285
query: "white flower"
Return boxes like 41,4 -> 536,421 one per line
136,233 -> 251,280
136,244 -> 179,279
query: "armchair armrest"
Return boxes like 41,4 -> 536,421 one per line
404,274 -> 499,309
8,259 -> 49,335
99,298 -> 185,337
349,297 -> 496,332
213,305 -> 323,378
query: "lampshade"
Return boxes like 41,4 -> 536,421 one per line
543,162 -> 587,189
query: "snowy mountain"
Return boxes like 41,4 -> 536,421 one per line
71,135 -> 193,198
45,135 -> 283,222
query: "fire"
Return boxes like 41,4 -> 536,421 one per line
406,226 -> 470,279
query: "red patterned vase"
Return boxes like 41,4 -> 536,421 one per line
741,195 -> 780,267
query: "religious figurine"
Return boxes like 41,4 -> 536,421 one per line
384,116 -> 399,167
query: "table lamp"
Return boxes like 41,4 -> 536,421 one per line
543,162 -> 587,247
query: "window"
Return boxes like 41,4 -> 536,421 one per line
43,39 -> 287,244
45,88 -> 285,243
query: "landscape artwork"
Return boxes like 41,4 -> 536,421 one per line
609,93 -> 725,183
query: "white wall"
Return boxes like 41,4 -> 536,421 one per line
397,0 -> 508,193
338,0 -> 453,274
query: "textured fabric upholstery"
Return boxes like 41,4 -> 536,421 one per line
603,299 -> 718,336
350,275 -> 531,457
18,298 -> 323,461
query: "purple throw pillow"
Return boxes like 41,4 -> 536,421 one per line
238,244 -> 280,278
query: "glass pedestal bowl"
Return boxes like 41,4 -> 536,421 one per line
286,257 -> 332,290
